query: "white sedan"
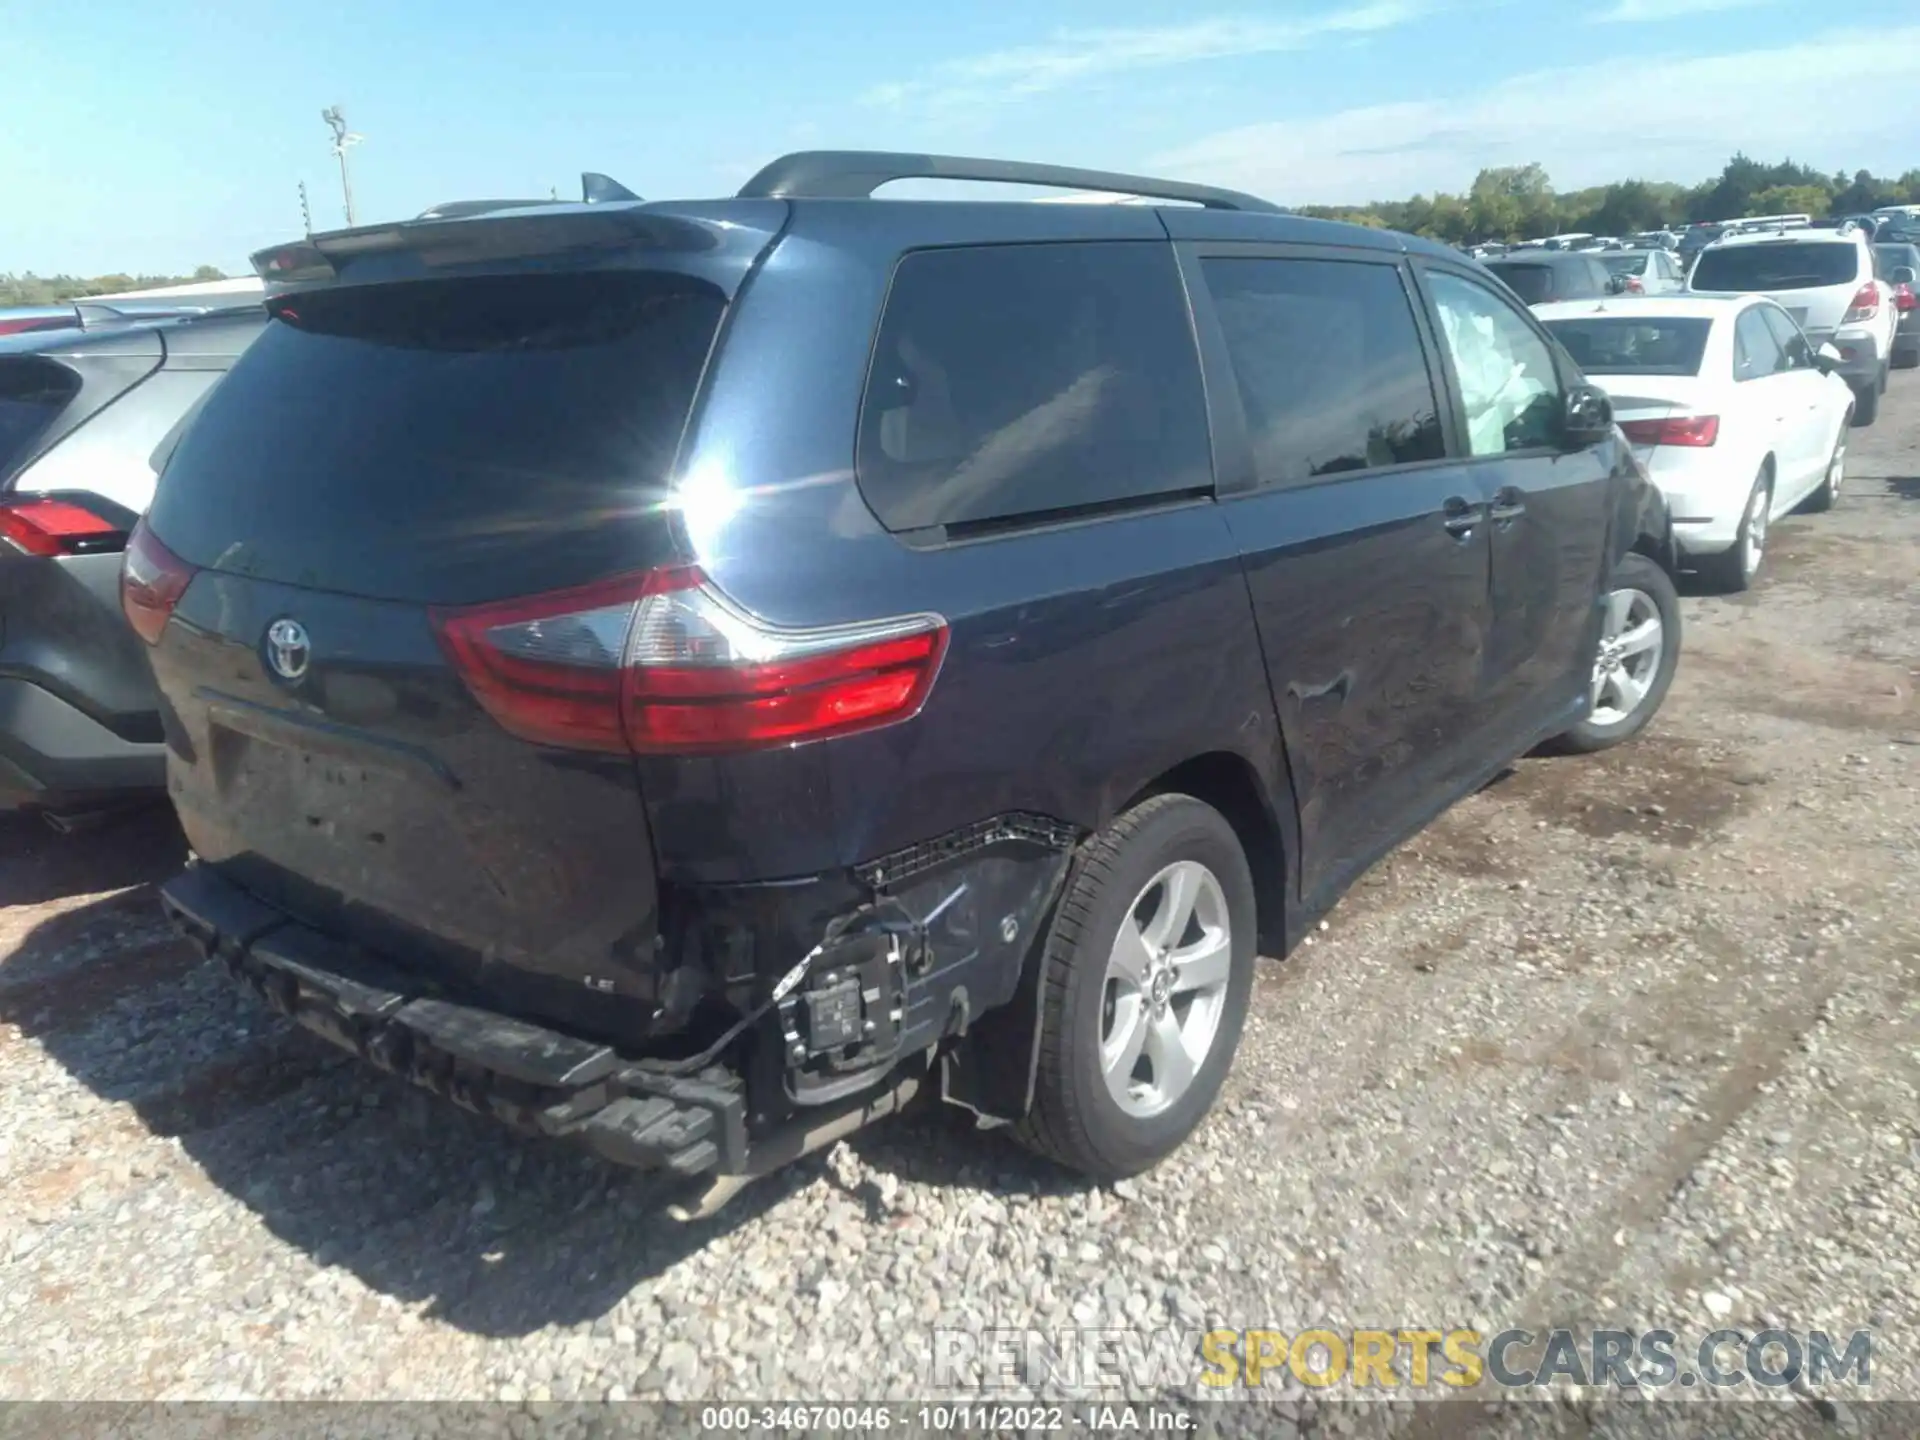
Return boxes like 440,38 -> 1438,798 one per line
1538,296 -> 1855,590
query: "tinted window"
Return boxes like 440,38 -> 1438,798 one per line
1484,262 -> 1553,304
1201,258 -> 1443,488
1732,308 -> 1784,380
1426,271 -> 1563,456
1758,306 -> 1814,371
0,357 -> 80,480
856,242 -> 1210,533
149,271 -> 725,604
1542,317 -> 1710,376
1875,244 -> 1920,277
1602,254 -> 1650,276
1693,242 -> 1861,292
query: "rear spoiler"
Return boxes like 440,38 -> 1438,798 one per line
255,172 -> 649,288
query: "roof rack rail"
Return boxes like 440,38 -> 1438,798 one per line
736,150 -> 1280,213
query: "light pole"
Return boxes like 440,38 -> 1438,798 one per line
321,106 -> 363,226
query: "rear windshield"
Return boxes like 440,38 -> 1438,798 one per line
1543,317 -> 1711,376
0,357 -> 80,482
1484,263 -> 1553,304
1601,253 -> 1649,276
148,272 -> 724,604
1691,242 -> 1860,292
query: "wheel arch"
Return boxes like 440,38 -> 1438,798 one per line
938,747 -> 1293,1127
1118,751 -> 1288,958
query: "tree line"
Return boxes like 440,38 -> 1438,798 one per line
1295,155 -> 1920,245
0,266 -> 229,307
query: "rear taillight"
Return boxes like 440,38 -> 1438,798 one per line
0,497 -> 121,557
1843,283 -> 1880,323
1896,283 -> 1916,313
1620,414 -> 1719,448
1624,275 -> 1645,294
432,567 -> 949,756
120,519 -> 199,645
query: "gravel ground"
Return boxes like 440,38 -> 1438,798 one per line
3,373 -> 1918,1424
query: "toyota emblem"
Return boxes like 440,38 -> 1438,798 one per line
265,618 -> 312,682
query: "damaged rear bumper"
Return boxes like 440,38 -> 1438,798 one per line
159,863 -> 747,1178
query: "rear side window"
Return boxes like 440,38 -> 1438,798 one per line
1758,306 -> 1815,371
1732,308 -> 1785,380
0,357 -> 80,482
855,242 -> 1211,534
149,272 -> 725,604
1692,243 -> 1861,291
1201,257 -> 1443,486
1543,317 -> 1710,376
18,370 -> 220,513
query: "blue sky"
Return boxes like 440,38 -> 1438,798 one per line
5,0 -> 1918,276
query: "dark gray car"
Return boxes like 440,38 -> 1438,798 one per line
0,307 -> 264,823
1875,242 -> 1920,369
1484,251 -> 1627,306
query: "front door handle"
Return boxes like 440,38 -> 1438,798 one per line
1489,487 -> 1527,525
1442,496 -> 1480,540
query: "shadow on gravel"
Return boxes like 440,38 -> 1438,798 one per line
0,804 -> 187,908
1889,475 -> 1920,501
7,877 -> 1083,1341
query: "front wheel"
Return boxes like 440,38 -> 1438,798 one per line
1551,552 -> 1681,755
1015,794 -> 1256,1180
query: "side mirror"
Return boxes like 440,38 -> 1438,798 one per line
1815,342 -> 1844,375
1605,273 -> 1631,295
1564,382 -> 1614,448
1894,266 -> 1917,286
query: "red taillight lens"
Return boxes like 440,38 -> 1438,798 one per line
1896,283 -> 1916,312
1624,275 -> 1644,294
431,567 -> 949,756
1843,283 -> 1880,323
120,519 -> 199,645
0,497 -> 121,557
1620,414 -> 1720,448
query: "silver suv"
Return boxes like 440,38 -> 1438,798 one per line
1688,230 -> 1896,425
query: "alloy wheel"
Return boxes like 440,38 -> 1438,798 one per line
1099,860 -> 1232,1119
1590,587 -> 1665,728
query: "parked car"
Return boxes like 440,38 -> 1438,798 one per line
1873,242 -> 1920,369
1687,229 -> 1896,425
1484,250 -> 1628,305
1540,296 -> 1853,593
1628,231 -> 1681,251
0,307 -> 264,823
0,299 -> 219,339
1678,224 -> 1731,266
144,150 -> 1678,1198
1600,248 -> 1687,295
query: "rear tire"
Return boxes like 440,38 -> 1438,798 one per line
1852,381 -> 1879,427
1014,794 -> 1256,1180
1802,422 -> 1848,513
1552,552 -> 1680,755
1895,346 -> 1920,372
1695,466 -> 1772,593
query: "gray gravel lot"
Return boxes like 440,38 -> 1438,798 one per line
3,374 -> 1917,1421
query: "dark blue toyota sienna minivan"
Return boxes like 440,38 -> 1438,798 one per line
136,152 -> 1678,1203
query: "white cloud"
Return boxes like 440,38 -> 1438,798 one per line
1593,0 -> 1774,21
1149,26 -> 1920,206
865,4 -> 1429,112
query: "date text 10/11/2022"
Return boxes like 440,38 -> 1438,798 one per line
697,1404 -> 1195,1432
